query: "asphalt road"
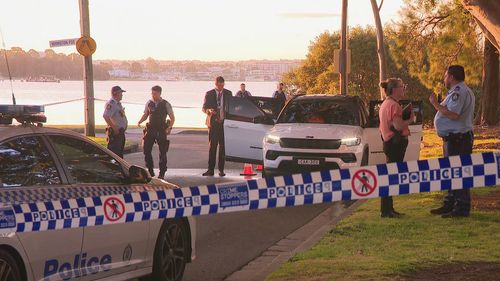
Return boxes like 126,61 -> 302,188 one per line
124,130 -> 331,281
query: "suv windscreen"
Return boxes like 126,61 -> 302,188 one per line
277,99 -> 360,126
0,136 -> 61,188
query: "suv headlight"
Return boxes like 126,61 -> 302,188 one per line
265,135 -> 280,144
340,137 -> 361,146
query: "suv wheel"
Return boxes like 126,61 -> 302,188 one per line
150,219 -> 189,281
361,150 -> 369,166
0,249 -> 22,281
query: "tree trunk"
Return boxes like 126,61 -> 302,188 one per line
480,39 -> 499,126
370,0 -> 387,100
461,0 -> 500,51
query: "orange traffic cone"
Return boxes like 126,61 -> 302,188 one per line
240,163 -> 257,176
256,164 -> 263,171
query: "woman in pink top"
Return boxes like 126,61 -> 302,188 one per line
378,78 -> 414,218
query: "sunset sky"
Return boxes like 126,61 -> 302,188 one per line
0,0 -> 405,61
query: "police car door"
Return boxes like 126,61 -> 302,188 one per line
0,135 -> 84,281
47,135 -> 150,280
224,96 -> 278,164
364,100 -> 423,165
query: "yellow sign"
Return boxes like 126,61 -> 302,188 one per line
76,36 -> 97,57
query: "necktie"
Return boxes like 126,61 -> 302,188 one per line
217,91 -> 224,121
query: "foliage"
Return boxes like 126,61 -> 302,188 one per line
0,47 -> 110,80
282,26 -> 430,106
388,0 -> 483,95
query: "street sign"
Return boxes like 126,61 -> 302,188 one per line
76,36 -> 97,57
49,38 -> 79,48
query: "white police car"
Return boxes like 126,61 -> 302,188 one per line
0,105 -> 195,281
223,95 -> 423,176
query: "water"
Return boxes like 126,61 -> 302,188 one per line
0,80 -> 277,128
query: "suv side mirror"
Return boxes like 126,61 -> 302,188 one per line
128,165 -> 151,184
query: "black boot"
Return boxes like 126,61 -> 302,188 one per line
430,206 -> 453,215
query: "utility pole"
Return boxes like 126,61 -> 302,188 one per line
340,0 -> 348,95
79,0 -> 95,136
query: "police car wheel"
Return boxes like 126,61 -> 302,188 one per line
151,219 -> 188,281
0,249 -> 22,281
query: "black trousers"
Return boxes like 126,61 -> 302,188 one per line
208,122 -> 225,171
442,132 -> 473,215
381,137 -> 409,214
107,129 -> 125,158
143,128 -> 169,173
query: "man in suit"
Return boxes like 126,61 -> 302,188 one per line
202,76 -> 232,176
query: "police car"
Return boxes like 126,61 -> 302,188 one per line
0,105 -> 195,281
223,95 -> 423,176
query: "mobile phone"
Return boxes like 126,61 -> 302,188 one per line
402,103 -> 412,111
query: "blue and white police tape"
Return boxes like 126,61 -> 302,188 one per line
3,152 -> 499,233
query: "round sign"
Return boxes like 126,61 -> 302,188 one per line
351,169 -> 377,197
76,36 -> 97,56
104,197 -> 125,222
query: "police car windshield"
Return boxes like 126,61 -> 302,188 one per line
277,99 -> 360,126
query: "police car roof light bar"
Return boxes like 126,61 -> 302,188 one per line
0,104 -> 46,125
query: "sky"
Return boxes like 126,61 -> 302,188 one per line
0,0 -> 405,61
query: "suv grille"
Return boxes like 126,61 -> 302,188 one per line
280,138 -> 341,149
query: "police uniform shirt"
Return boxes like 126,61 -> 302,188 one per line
103,98 -> 128,130
433,81 -> 475,137
144,99 -> 174,124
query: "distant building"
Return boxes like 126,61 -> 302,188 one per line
108,69 -> 131,78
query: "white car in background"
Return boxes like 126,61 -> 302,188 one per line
223,95 -> 423,176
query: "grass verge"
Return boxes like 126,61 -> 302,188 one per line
267,128 -> 499,281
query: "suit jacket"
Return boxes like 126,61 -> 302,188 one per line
203,88 -> 232,128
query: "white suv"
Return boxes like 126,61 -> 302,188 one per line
223,95 -> 422,176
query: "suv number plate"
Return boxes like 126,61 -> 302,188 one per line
297,159 -> 321,165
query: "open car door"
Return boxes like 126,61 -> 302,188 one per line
224,96 -> 280,164
364,100 -> 424,165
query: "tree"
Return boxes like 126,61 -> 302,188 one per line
283,27 -> 403,103
477,39 -> 499,125
145,57 -> 160,73
390,0 -> 498,125
130,62 -> 143,73
461,0 -> 500,50
390,0 -> 482,94
370,0 -> 388,99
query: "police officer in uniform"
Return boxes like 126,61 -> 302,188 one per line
429,65 -> 475,218
138,85 -> 175,179
378,78 -> 414,218
103,86 -> 128,158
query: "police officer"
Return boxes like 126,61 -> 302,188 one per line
138,85 -> 175,179
103,86 -> 128,158
429,65 -> 475,218
379,78 -> 414,218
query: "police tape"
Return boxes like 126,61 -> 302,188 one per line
2,152 -> 499,233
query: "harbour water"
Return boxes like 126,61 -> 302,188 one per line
0,80 -> 277,128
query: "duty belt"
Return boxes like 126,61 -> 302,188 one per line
442,131 -> 473,142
